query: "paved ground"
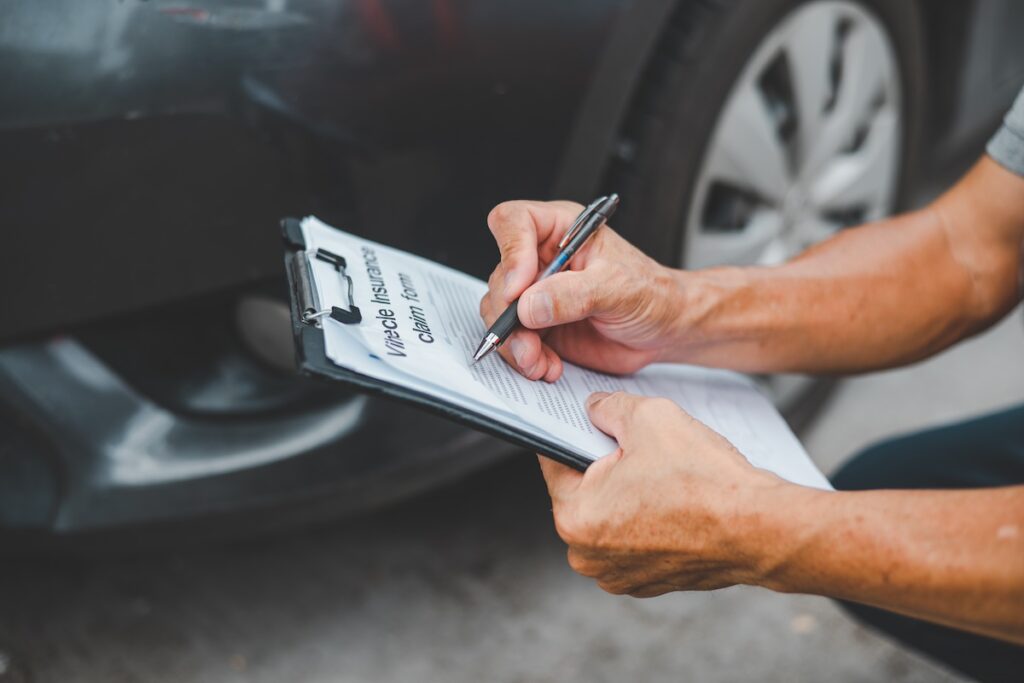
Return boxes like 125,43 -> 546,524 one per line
1,311 -> 1022,683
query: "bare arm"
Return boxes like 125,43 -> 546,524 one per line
481,156 -> 1024,381
669,157 -> 1024,373
543,392 -> 1024,645
759,485 -> 1024,643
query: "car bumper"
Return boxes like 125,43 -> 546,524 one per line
0,336 -> 509,534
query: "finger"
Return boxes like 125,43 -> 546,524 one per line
479,290 -> 497,325
536,453 -> 582,501
516,269 -> 610,330
479,294 -> 549,378
482,295 -> 564,382
628,583 -> 676,598
566,548 -> 607,579
485,264 -> 507,301
596,579 -> 633,596
504,330 -> 550,381
487,201 -> 583,301
540,343 -> 563,382
585,391 -> 648,441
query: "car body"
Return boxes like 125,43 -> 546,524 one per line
1,0 -> 1022,536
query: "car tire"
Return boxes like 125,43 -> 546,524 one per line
608,0 -> 925,418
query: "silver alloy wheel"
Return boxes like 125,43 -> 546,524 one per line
684,0 -> 903,407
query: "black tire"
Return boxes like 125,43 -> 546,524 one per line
605,0 -> 925,426
608,0 -> 925,267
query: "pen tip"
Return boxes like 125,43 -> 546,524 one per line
472,343 -> 491,363
472,333 -> 500,364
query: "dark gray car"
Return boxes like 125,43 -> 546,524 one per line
1,0 -> 1022,537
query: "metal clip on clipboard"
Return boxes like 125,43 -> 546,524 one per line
282,218 -> 362,326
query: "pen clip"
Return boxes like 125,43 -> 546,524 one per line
558,196 -> 605,249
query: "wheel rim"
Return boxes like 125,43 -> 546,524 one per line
684,0 -> 903,271
683,1 -> 903,409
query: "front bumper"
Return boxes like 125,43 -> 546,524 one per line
0,329 -> 507,535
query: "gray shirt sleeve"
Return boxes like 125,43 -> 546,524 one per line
987,85 -> 1024,176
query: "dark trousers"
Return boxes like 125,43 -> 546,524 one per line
831,404 -> 1024,682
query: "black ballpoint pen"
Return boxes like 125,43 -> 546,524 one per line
472,194 -> 619,364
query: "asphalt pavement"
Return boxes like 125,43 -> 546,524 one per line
1,311 -> 1022,683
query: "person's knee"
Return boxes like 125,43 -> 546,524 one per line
831,408 -> 1024,491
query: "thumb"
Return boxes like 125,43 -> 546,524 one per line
517,269 -> 609,330
585,391 -> 646,441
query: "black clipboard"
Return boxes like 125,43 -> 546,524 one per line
281,218 -> 593,472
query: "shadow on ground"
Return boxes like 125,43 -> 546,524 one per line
0,455 -> 565,683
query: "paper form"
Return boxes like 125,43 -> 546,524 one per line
301,216 -> 831,490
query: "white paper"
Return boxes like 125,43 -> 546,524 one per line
300,217 -> 832,490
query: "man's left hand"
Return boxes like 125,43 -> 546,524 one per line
540,391 -> 795,597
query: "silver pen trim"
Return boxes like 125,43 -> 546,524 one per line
557,196 -> 605,249
472,333 -> 501,363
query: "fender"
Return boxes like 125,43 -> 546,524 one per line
554,0 -> 677,201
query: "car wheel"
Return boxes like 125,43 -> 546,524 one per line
610,0 -> 924,418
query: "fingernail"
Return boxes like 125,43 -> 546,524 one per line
509,337 -> 529,369
503,271 -> 517,299
586,392 -> 610,408
527,291 -> 554,325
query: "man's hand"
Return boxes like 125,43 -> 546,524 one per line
483,158 -> 1024,378
539,391 -> 792,597
542,398 -> 1024,643
479,200 -> 685,381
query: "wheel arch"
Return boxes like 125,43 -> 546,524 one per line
555,0 -> 931,246
552,0 -> 678,203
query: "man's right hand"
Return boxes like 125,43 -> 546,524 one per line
479,200 -> 685,381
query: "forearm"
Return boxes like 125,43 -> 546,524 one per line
751,485 -> 1024,644
662,159 -> 1024,374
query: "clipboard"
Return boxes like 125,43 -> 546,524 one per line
281,217 -> 594,471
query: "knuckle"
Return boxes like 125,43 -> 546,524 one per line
553,505 -> 589,546
498,233 -> 525,260
631,585 -> 666,599
639,397 -> 676,421
487,267 -> 500,289
487,202 -> 525,235
566,549 -> 592,576
652,397 -> 676,412
605,391 -> 630,412
598,580 -> 630,596
553,510 -> 578,545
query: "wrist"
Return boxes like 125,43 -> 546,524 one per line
654,266 -> 746,363
731,480 -> 833,591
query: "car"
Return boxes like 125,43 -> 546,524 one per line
2,0 -> 1022,537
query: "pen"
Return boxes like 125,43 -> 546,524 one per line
472,193 -> 619,363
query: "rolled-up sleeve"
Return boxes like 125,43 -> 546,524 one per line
987,86 -> 1024,177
